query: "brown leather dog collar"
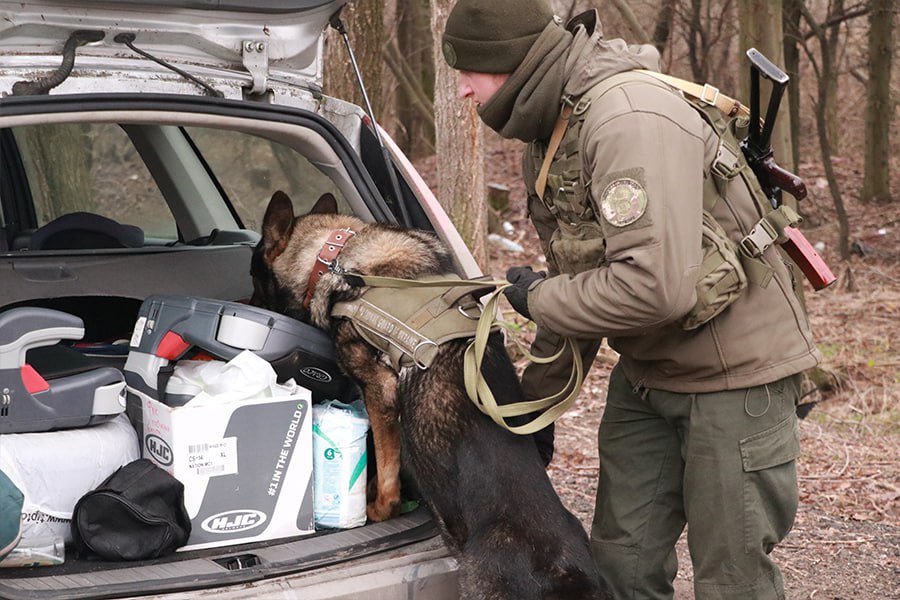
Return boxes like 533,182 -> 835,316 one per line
303,227 -> 356,309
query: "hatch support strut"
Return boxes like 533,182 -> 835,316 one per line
329,10 -> 412,227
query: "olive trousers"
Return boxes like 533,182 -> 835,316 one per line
590,365 -> 802,600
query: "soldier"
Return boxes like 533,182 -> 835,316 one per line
440,1 -> 822,599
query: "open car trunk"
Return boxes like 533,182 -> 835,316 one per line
0,4 -> 477,594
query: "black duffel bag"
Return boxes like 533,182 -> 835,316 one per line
72,459 -> 191,560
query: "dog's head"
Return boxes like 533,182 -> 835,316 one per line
250,190 -> 355,323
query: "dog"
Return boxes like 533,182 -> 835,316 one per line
251,190 -> 611,599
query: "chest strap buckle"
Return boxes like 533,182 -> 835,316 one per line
740,218 -> 779,258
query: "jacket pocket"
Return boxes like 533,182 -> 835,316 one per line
739,415 -> 800,472
548,220 -> 607,276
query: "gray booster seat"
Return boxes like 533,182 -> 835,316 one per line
0,307 -> 126,434
124,295 -> 349,427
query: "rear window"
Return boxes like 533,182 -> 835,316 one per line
183,126 -> 347,232
5,122 -> 352,251
14,123 -> 177,239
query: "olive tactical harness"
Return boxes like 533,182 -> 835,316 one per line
533,69 -> 805,330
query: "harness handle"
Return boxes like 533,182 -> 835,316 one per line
342,273 -> 584,435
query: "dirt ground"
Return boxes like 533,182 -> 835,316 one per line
417,132 -> 900,599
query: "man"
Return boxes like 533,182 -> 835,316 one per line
441,1 -> 821,599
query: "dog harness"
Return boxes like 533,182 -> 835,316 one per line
305,229 -> 492,370
333,273 -> 586,436
308,229 -> 585,435
332,276 -> 496,371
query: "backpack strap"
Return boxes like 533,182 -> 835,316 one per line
534,103 -> 573,199
535,71 -> 640,199
636,70 -> 749,119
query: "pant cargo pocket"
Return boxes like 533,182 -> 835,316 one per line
739,414 -> 800,557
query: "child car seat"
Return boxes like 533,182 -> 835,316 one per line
0,307 -> 126,433
124,295 -> 350,431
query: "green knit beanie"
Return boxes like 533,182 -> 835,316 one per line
442,0 -> 556,74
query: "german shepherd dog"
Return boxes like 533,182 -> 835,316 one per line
251,191 -> 610,600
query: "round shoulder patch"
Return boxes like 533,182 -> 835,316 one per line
599,178 -> 648,227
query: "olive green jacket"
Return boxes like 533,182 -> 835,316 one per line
514,13 -> 821,393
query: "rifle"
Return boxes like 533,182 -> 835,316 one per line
739,48 -> 836,291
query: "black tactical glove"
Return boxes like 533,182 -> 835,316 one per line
503,266 -> 547,321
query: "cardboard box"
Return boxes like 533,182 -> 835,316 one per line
138,388 -> 314,551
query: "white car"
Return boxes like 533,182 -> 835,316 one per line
0,1 -> 476,597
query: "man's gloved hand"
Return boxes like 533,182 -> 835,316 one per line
503,266 -> 547,321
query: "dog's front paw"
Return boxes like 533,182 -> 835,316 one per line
367,496 -> 401,522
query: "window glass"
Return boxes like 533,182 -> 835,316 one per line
14,123 -> 176,240
184,127 -> 347,232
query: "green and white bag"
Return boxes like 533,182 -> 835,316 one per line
0,469 -> 24,561
312,399 -> 369,529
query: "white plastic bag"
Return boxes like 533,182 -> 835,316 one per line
312,399 -> 369,529
166,350 -> 298,405
0,414 -> 139,564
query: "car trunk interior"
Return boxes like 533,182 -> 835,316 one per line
0,99 -> 440,597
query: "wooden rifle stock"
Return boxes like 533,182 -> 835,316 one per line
782,227 -> 836,291
742,49 -> 835,290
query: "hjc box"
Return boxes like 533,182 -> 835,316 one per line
138,388 -> 314,551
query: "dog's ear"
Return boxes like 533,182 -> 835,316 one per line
261,191 -> 295,263
308,193 -> 338,215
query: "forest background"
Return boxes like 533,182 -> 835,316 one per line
322,1 -> 898,598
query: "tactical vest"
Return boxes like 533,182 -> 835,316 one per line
527,71 -> 800,330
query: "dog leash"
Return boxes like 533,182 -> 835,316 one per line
341,273 -> 584,435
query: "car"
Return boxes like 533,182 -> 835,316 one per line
0,1 -> 478,598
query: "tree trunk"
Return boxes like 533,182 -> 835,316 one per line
738,0 -> 794,178
323,1 -> 386,118
686,0 -> 708,82
862,0 -> 894,203
431,0 -> 488,270
800,3 -> 852,271
20,124 -> 94,219
824,0 -> 845,150
652,0 -> 678,58
394,0 -> 435,159
783,0 -> 803,171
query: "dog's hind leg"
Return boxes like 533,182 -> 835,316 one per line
333,327 -> 402,522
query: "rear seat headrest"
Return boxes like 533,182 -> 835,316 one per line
28,212 -> 144,250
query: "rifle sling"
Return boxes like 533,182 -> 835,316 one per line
637,70 -> 749,119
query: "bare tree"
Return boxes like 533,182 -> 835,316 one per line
738,0 -> 793,177
323,1 -> 387,117
605,0 -> 652,44
430,0 -> 488,269
652,0 -> 678,57
799,1 -> 853,280
651,1 -> 738,90
824,0 -> 846,149
862,0 -> 894,203
391,0 -> 435,159
783,0 -> 804,170
20,124 -> 95,219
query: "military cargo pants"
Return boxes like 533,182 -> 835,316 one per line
591,365 -> 802,600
